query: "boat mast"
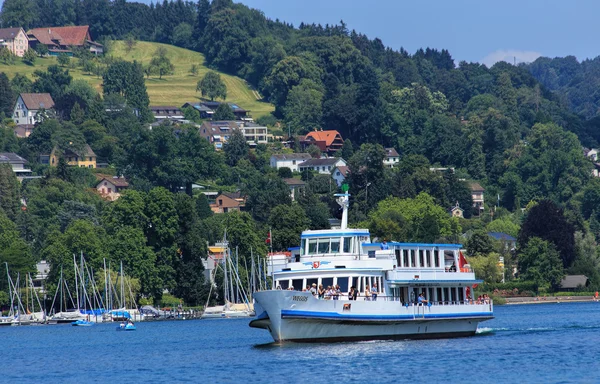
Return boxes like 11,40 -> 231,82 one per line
73,254 -> 80,312
120,261 -> 125,308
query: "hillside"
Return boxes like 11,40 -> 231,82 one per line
0,41 -> 274,118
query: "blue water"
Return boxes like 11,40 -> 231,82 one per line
3,302 -> 600,383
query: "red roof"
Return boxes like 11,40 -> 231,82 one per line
28,26 -> 91,47
305,130 -> 343,147
335,166 -> 349,177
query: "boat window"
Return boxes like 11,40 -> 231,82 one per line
351,277 -> 360,292
330,239 -> 340,253
318,239 -> 329,254
444,250 -> 454,267
403,250 -> 409,267
419,250 -> 424,268
300,240 -> 306,256
279,280 -> 289,289
337,277 -> 349,293
322,277 -> 333,288
434,250 -> 440,268
292,279 -> 304,291
343,237 -> 353,253
410,250 -> 416,268
306,278 -> 318,288
308,239 -> 317,255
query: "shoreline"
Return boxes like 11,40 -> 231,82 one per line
504,296 -> 599,305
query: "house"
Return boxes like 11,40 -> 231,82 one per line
301,130 -> 344,154
182,101 -> 250,120
469,182 -> 485,211
450,203 -> 464,218
13,124 -> 34,138
283,178 -> 306,201
96,176 -> 129,201
487,232 -> 516,251
383,148 -> 400,168
299,157 -> 347,175
32,260 -> 50,291
585,148 -> 598,162
210,192 -> 245,213
270,153 -> 312,172
331,165 -> 349,187
241,124 -> 268,145
593,163 -> 600,178
199,121 -> 238,150
27,25 -> 103,55
0,27 -> 29,57
0,152 -> 32,179
150,106 -> 184,121
48,144 -> 97,168
12,93 -> 55,125
559,275 -> 588,291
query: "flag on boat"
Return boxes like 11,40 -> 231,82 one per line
459,251 -> 468,268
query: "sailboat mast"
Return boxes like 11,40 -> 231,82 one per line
73,254 -> 79,311
120,261 -> 125,308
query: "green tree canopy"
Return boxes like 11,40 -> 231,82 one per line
197,71 -> 227,101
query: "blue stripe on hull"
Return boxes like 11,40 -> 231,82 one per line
281,309 -> 493,321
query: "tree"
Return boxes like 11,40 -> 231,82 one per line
189,64 -> 199,76
283,79 -> 323,134
465,230 -> 495,257
70,102 -> 85,124
0,73 -> 14,117
0,47 -> 16,65
35,44 -> 49,57
172,22 -> 193,48
148,47 -> 175,79
469,253 -> 502,284
124,34 -> 137,53
57,53 -> 70,67
268,204 -> 310,251
0,0 -> 37,30
197,71 -> 227,101
518,200 -> 575,269
306,144 -> 321,158
22,48 -> 37,65
277,167 -> 292,179
212,103 -> 234,121
518,237 -> 564,290
224,129 -> 249,166
0,164 -> 20,220
103,60 -> 152,121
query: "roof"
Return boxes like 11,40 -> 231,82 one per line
385,147 -> 399,157
299,158 -> 345,167
96,177 -> 129,188
469,182 -> 485,192
59,144 -> 96,158
283,178 -> 306,187
560,275 -> 588,289
28,26 -> 91,46
0,152 -> 27,165
304,130 -> 343,147
221,191 -> 244,200
19,93 -> 55,110
271,153 -> 312,161
487,232 -> 516,241
213,194 -> 241,208
0,28 -> 24,40
333,165 -> 349,177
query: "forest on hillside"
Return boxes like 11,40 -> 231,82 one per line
1,0 -> 600,304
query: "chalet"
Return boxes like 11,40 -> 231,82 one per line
300,130 -> 344,154
270,153 -> 312,172
283,178 -> 306,201
13,93 -> 55,125
27,25 -> 103,55
150,106 -> 184,121
47,144 -> 97,168
0,152 -> 32,179
182,101 -> 250,120
331,165 -> 349,187
96,176 -> 129,201
299,158 -> 347,175
0,27 -> 29,57
384,148 -> 400,168
469,182 -> 485,212
210,192 -> 246,213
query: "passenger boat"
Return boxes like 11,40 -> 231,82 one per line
250,192 -> 494,342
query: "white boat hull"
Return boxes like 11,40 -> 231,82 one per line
201,310 -> 255,319
251,290 -> 493,342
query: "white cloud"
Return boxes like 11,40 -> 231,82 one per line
481,49 -> 542,67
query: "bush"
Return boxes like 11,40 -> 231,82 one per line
481,281 -> 539,295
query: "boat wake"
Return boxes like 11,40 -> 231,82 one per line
476,323 -> 600,336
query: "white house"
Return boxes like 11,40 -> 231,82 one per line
299,157 -> 347,175
331,165 -> 349,187
0,27 -> 29,57
383,147 -> 400,168
0,152 -> 32,179
283,178 -> 306,201
586,148 -> 598,162
270,153 -> 312,172
12,93 -> 55,125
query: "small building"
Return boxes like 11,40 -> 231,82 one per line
12,93 -> 55,125
150,106 -> 184,121
331,165 -> 349,187
13,124 -> 34,138
299,157 -> 347,175
210,192 -> 246,214
559,275 -> 588,291
0,152 -> 32,179
487,232 -> 516,251
450,203 -> 464,218
283,178 -> 306,201
199,121 -> 237,150
96,176 -> 129,201
0,27 -> 29,57
585,148 -> 598,162
49,144 -> 97,168
241,124 -> 268,146
469,182 -> 485,211
182,101 -> 249,120
383,148 -> 400,168
27,25 -> 103,55
270,153 -> 312,172
301,130 -> 344,154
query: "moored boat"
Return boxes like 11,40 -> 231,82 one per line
250,192 -> 493,342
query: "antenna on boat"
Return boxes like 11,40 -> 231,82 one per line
334,184 -> 350,230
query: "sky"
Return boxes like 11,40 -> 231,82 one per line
236,0 -> 600,66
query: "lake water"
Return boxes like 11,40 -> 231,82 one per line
3,302 -> 600,383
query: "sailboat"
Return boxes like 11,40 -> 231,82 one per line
202,238 -> 255,319
49,267 -> 88,324
71,254 -> 94,326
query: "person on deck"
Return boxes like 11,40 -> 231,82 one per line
380,240 -> 389,250
371,282 -> 378,301
449,262 -> 457,272
418,293 -> 428,305
318,284 -> 325,300
364,286 -> 371,301
310,283 -> 317,296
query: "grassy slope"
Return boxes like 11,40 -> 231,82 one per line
0,41 -> 274,118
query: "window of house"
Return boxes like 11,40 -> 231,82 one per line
218,199 -> 223,206
108,188 -> 112,193
89,157 -> 92,161
292,160 -> 296,165
88,165 -> 93,168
